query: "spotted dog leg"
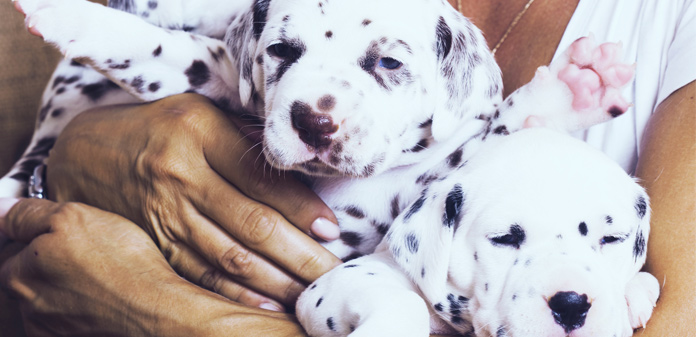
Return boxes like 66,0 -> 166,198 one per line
487,36 -> 635,136
296,250 -> 436,337
13,0 -> 241,104
0,59 -> 138,198
625,271 -> 660,330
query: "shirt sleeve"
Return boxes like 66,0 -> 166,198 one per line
657,0 -> 696,104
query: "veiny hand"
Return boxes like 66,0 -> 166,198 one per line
0,197 -> 307,337
44,94 -> 342,309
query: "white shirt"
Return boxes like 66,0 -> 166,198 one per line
555,0 -> 696,173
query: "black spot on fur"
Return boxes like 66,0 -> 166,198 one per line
343,264 -> 358,268
70,59 -> 85,67
406,233 -> 419,253
131,76 -> 145,93
147,0 -> 157,9
434,303 -> 444,311
342,253 -> 363,262
390,195 -> 400,219
579,222 -> 588,236
107,0 -> 135,13
416,173 -> 438,186
451,316 -> 464,324
185,60 -> 211,87
153,45 -> 162,57
362,19 -> 371,26
325,31 -> 333,38
316,297 -> 323,307
447,148 -> 463,167
51,108 -> 64,118
444,185 -> 464,228
635,196 -> 647,219
108,59 -> 131,69
403,194 -> 426,221
373,221 -> 389,235
419,118 -> 433,128
148,82 -> 161,92
10,158 -> 43,183
326,317 -> 336,331
606,215 -> 613,224
52,76 -> 65,89
409,139 -> 429,152
81,80 -> 120,102
493,125 -> 510,135
345,206 -> 365,219
252,0 -> 271,39
26,137 -> 56,158
38,99 -> 52,123
435,16 -> 452,60
497,326 -> 508,337
55,87 -> 66,95
341,231 -> 363,247
633,230 -> 646,261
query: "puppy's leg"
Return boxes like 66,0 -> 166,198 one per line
14,0 -> 243,108
488,36 -> 635,135
0,60 -> 137,197
625,271 -> 660,330
296,250 -> 431,337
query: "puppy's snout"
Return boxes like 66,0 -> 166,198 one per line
547,291 -> 591,333
290,99 -> 338,149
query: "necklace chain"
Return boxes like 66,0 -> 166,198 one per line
455,0 -> 536,55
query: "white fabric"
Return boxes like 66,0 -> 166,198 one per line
555,0 -> 696,173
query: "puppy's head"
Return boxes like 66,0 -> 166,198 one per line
226,0 -> 501,177
387,129 -> 657,336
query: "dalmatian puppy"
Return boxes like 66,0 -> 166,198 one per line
2,0 -> 634,262
296,128 -> 660,337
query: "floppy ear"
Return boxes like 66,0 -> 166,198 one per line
431,7 -> 503,141
225,0 -> 268,112
386,178 -> 471,322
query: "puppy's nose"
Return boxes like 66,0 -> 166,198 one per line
547,291 -> 591,333
290,100 -> 338,149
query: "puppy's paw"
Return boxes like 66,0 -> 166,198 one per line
556,36 -> 634,116
624,271 -> 660,330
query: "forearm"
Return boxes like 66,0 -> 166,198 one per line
634,81 -> 696,335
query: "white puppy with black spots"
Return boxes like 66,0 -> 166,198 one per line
3,0 -> 659,335
297,128 -> 660,337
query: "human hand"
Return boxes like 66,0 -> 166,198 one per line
45,94 -> 342,309
0,197 -> 307,337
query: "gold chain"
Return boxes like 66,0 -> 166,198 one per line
455,0 -> 536,55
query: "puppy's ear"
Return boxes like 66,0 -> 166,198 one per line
226,0 -> 268,112
386,178 -> 468,311
431,8 -> 502,141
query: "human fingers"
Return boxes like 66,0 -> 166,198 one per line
166,238 -> 287,311
190,174 -> 342,285
164,201 -> 306,307
202,110 -> 340,241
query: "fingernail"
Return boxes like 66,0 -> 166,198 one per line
259,302 -> 285,312
310,217 -> 340,241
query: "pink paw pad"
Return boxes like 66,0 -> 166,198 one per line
558,37 -> 634,116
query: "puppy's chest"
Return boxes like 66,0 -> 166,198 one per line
312,158 -> 462,259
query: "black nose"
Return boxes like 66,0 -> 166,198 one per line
547,291 -> 592,333
290,101 -> 338,149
